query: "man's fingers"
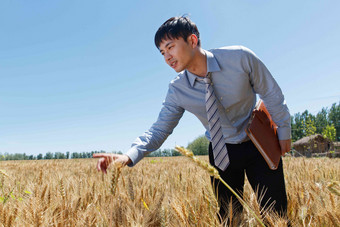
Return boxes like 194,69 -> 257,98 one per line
281,145 -> 288,155
93,154 -> 127,174
96,159 -> 101,172
93,153 -> 112,158
93,153 -> 118,160
97,158 -> 104,172
279,139 -> 291,155
95,155 -> 119,174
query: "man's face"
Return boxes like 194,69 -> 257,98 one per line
158,37 -> 195,73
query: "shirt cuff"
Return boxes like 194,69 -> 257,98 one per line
124,147 -> 140,167
277,127 -> 291,140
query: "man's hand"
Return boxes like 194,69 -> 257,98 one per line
279,139 -> 291,156
93,153 -> 131,174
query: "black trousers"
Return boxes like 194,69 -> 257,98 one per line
208,140 -> 288,220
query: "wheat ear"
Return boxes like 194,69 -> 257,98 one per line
110,162 -> 123,195
0,169 -> 9,178
175,146 -> 265,227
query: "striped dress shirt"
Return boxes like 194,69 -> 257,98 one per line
126,46 -> 291,167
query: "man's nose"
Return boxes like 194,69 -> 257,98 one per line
164,52 -> 172,62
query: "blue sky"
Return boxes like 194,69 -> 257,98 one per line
1,1 -> 339,156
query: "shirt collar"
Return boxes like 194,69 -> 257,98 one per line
186,49 -> 221,87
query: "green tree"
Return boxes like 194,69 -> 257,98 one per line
161,149 -> 172,157
45,152 -> 53,159
54,152 -> 66,159
187,135 -> 209,155
328,102 -> 340,141
171,148 -> 181,156
305,117 -> 316,136
322,124 -> 336,142
37,154 -> 43,160
315,107 -> 328,134
147,149 -> 161,157
71,152 -> 79,159
291,113 -> 304,141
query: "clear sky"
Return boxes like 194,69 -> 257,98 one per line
1,1 -> 339,156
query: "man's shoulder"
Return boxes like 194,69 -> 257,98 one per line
209,45 -> 256,57
209,45 -> 258,65
169,71 -> 188,86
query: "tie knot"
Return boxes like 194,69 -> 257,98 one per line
204,77 -> 211,84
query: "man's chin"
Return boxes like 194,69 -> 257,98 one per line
174,67 -> 184,73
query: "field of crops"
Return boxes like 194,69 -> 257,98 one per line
0,155 -> 339,226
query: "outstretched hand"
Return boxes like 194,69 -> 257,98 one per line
92,153 -> 131,174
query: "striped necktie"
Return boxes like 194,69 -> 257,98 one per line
204,73 -> 230,171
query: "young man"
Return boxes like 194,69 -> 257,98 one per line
94,16 -> 291,220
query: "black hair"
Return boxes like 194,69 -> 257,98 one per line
154,16 -> 200,49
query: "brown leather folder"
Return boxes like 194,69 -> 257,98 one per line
245,100 -> 281,170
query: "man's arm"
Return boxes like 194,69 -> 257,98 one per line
125,91 -> 185,166
93,84 -> 185,172
244,47 -> 291,154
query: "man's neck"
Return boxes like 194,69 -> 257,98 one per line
186,48 -> 207,77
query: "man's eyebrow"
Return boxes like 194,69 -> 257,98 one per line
159,41 -> 173,52
165,41 -> 173,48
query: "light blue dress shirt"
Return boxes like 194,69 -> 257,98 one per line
126,46 -> 291,166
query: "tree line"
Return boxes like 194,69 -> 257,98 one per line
291,102 -> 339,142
0,151 -> 122,161
0,149 -> 181,161
1,102 -> 338,161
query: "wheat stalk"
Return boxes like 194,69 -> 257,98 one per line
327,181 -> 340,196
175,146 -> 265,227
110,162 -> 123,195
0,169 -> 9,178
128,177 -> 135,201
59,179 -> 66,200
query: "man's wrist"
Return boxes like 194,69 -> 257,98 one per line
277,127 -> 291,141
123,154 -> 132,165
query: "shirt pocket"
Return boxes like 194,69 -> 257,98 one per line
219,91 -> 254,127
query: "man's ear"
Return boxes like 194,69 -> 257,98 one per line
188,34 -> 198,48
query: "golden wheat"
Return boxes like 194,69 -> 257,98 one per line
0,169 -> 9,178
175,146 -> 265,227
0,156 -> 338,226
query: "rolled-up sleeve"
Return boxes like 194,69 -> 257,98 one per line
125,84 -> 185,166
243,47 -> 291,140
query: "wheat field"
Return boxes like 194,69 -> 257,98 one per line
0,156 -> 339,226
